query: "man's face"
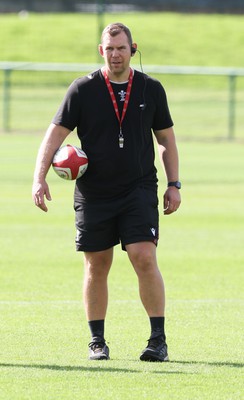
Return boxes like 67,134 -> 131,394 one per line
99,31 -> 131,78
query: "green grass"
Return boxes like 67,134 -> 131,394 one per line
1,76 -> 243,139
0,12 -> 244,138
1,12 -> 244,67
0,13 -> 244,394
0,134 -> 243,399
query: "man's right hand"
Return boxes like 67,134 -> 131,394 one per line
32,180 -> 52,212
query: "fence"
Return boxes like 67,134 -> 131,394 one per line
1,0 -> 244,13
1,62 -> 244,140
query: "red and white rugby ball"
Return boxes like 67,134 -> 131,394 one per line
52,144 -> 88,180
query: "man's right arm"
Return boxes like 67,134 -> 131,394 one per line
32,123 -> 71,212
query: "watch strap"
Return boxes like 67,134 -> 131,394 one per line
168,181 -> 181,189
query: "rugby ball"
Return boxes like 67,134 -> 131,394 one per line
52,144 -> 88,180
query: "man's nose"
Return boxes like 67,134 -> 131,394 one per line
111,48 -> 119,56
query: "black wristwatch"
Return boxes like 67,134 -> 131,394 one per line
168,181 -> 181,189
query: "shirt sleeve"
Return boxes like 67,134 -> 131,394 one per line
151,80 -> 174,130
52,79 -> 81,131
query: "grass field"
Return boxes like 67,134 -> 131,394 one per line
1,10 -> 244,399
1,12 -> 244,67
0,134 -> 243,399
0,12 -> 244,138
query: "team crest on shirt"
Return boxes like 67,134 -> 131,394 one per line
118,90 -> 126,102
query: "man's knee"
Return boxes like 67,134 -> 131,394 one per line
126,242 -> 157,273
84,248 -> 113,276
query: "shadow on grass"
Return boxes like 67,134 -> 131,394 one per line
0,360 -> 242,374
0,362 -> 189,375
0,361 -> 189,375
171,360 -> 243,368
0,363 -> 138,373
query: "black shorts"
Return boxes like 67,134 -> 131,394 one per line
74,186 -> 159,252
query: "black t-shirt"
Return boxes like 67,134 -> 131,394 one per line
52,69 -> 173,200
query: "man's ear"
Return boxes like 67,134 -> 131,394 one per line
131,43 -> 137,56
98,44 -> 104,57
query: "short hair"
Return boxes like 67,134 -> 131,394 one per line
101,23 -> 133,46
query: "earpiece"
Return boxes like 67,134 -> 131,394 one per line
131,46 -> 137,55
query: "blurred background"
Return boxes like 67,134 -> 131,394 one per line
1,0 -> 244,13
1,5 -> 244,398
0,0 -> 243,140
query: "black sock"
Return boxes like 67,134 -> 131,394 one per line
88,320 -> 105,341
149,317 -> 166,342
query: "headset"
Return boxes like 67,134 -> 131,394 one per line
130,45 -> 148,177
130,46 -> 147,109
131,47 -> 144,74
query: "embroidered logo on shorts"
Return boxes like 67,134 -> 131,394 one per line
150,228 -> 156,236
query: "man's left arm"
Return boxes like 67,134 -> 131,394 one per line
154,127 -> 181,215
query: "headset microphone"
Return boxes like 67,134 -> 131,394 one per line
131,48 -> 144,74
131,47 -> 146,111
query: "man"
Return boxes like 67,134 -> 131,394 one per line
32,22 -> 181,362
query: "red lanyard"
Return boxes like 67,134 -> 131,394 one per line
102,68 -> 134,148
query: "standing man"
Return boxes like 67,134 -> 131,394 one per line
32,22 -> 181,362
